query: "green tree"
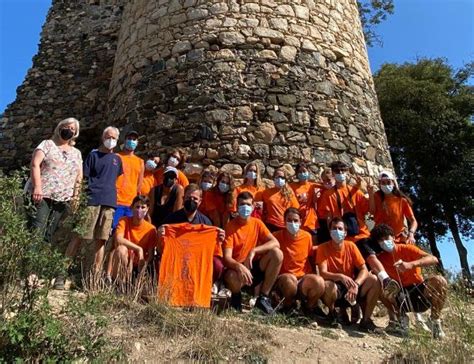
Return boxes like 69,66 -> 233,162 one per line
357,0 -> 395,46
374,58 -> 474,280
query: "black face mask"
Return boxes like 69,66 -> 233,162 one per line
60,128 -> 74,141
184,199 -> 198,213
164,177 -> 175,188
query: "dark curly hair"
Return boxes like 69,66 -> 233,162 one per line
370,224 -> 394,242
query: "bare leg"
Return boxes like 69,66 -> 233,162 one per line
110,245 -> 130,281
359,273 -> 381,322
65,235 -> 82,260
224,269 -> 245,294
93,239 -> 107,274
274,273 -> 298,309
423,275 -> 448,320
321,280 -> 337,314
258,247 -> 283,296
300,274 -> 326,310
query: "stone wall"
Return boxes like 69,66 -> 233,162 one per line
108,0 -> 391,177
0,0 -> 124,169
1,0 -> 392,179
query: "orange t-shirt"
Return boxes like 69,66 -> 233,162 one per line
317,185 -> 370,241
316,240 -> 366,279
289,181 -> 322,230
199,190 -> 214,218
141,170 -> 157,197
155,167 -> 189,188
204,189 -> 236,214
223,217 -> 271,263
115,217 -> 157,265
235,184 -> 264,201
262,187 -> 300,228
158,223 -> 219,308
374,193 -> 415,237
274,229 -> 313,278
116,153 -> 144,206
378,244 -> 425,287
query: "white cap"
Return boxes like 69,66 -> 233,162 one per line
164,166 -> 178,176
378,170 -> 395,181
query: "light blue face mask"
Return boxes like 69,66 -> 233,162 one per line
246,171 -> 257,180
238,204 -> 253,218
330,229 -> 346,244
201,182 -> 213,191
334,173 -> 346,183
381,185 -> 394,194
274,177 -> 286,188
218,182 -> 230,193
380,239 -> 395,253
298,172 -> 309,181
145,160 -> 157,171
125,139 -> 138,151
286,221 -> 301,235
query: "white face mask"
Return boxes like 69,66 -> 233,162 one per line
246,171 -> 257,180
103,138 -> 117,150
274,177 -> 285,188
330,229 -> 346,244
168,156 -> 179,167
381,184 -> 394,194
379,239 -> 395,253
286,221 -> 301,235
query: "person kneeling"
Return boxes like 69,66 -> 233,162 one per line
223,192 -> 283,314
273,208 -> 325,313
316,217 -> 382,332
376,226 -> 448,338
109,195 -> 157,283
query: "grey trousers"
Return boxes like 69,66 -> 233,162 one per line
28,197 -> 68,243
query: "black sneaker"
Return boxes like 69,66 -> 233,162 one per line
359,319 -> 385,335
230,293 -> 242,312
255,295 -> 274,315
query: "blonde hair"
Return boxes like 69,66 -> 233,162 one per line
53,117 -> 80,146
274,167 -> 292,202
243,161 -> 263,188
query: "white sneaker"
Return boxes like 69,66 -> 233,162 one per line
414,313 -> 431,332
432,319 -> 446,339
218,288 -> 232,298
248,297 -> 257,308
211,283 -> 218,295
400,314 -> 410,331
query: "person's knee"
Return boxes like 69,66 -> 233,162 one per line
224,269 -> 241,293
268,247 -> 283,264
277,274 -> 298,296
428,275 -> 448,289
363,273 -> 381,294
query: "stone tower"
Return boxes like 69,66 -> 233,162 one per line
1,0 -> 392,178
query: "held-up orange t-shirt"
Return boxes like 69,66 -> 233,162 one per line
262,187 -> 300,228
141,170 -> 157,197
378,244 -> 425,287
115,217 -> 157,265
224,217 -> 271,263
154,167 -> 189,188
158,223 -> 219,308
317,186 -> 370,241
289,181 -> 322,231
315,240 -> 365,279
373,193 -> 415,237
116,153 -> 144,206
274,229 -> 313,278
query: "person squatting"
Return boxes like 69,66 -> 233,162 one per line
26,120 -> 448,338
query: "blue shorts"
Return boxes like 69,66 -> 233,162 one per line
112,205 -> 133,229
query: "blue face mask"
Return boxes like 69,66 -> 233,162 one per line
381,185 -> 394,194
201,182 -> 213,191
330,229 -> 346,244
286,221 -> 301,235
238,204 -> 253,218
125,139 -> 138,151
145,160 -> 157,171
334,173 -> 346,183
274,177 -> 285,188
298,172 -> 309,181
218,182 -> 230,193
246,171 -> 257,180
380,239 -> 395,253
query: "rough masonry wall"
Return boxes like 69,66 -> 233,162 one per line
0,0 -> 123,169
108,0 -> 392,177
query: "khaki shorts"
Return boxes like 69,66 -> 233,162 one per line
82,205 -> 115,240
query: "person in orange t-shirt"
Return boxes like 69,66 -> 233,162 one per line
377,232 -> 447,338
154,149 -> 189,188
368,170 -> 418,244
140,154 -> 160,196
113,130 -> 145,229
108,195 -> 158,281
317,161 -> 369,242
235,162 -> 265,219
262,167 -> 300,232
223,191 -> 282,314
273,208 -> 325,312
289,162 -> 322,235
206,171 -> 236,228
158,223 -> 219,308
197,170 -> 216,219
316,217 -> 381,332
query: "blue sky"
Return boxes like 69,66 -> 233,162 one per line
0,0 -> 472,271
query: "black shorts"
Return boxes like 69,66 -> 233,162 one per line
250,259 -> 265,288
396,282 -> 431,313
335,281 -> 363,308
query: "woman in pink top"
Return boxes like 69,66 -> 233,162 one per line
27,117 -> 83,242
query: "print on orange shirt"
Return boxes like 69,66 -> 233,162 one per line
115,217 -> 157,265
116,153 -> 144,206
158,223 -> 219,308
289,181 -> 322,230
378,244 -> 425,287
274,229 -> 313,278
262,187 -> 300,228
224,217 -> 271,263
373,193 -> 415,237
316,240 -> 365,279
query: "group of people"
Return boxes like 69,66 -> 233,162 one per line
26,118 -> 448,338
